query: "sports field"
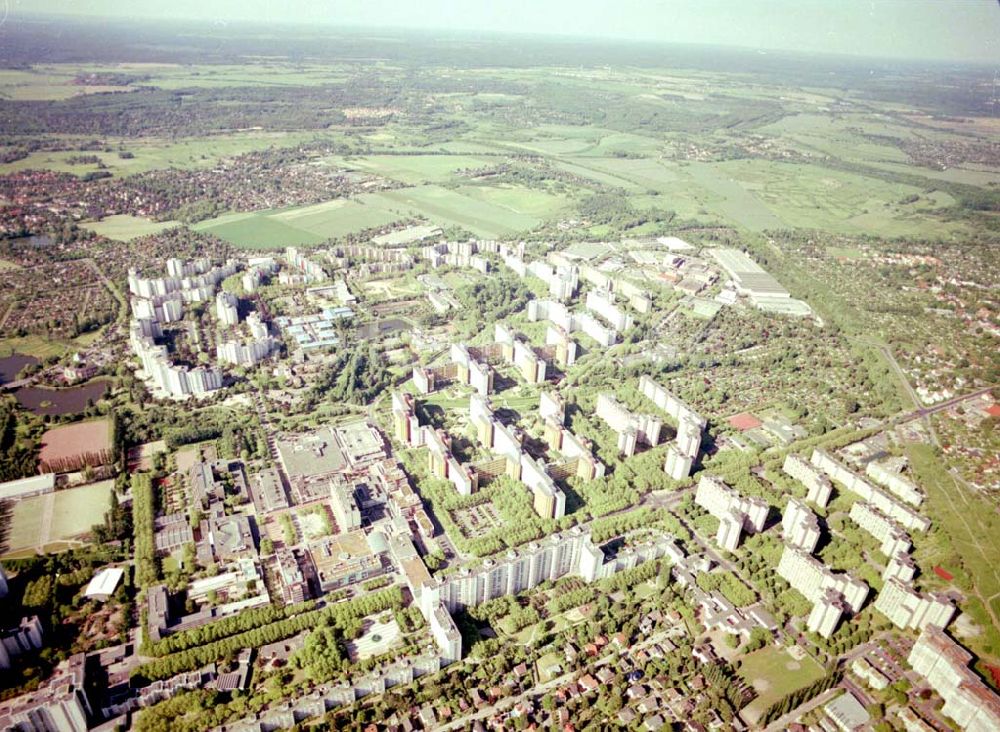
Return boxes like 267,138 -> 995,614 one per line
38,418 -> 114,470
3,480 -> 114,557
739,645 -> 826,724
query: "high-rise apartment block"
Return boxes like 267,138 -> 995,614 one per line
595,393 -> 662,457
638,376 -> 706,480
782,498 -> 821,554
908,626 -> 1000,732
695,475 -> 768,551
782,454 -> 833,508
866,460 -> 924,507
811,450 -> 930,532
776,546 -> 869,638
875,579 -> 955,632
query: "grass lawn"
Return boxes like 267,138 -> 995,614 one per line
422,393 -> 471,411
739,645 -> 826,724
0,334 -> 90,360
82,214 -> 181,241
49,480 -> 114,538
3,480 -> 113,556
536,650 -> 565,682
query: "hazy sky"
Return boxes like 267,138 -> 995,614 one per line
19,0 -> 1000,63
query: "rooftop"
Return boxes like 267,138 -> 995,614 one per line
824,690 -> 870,731
278,427 -> 346,479
84,567 -> 125,599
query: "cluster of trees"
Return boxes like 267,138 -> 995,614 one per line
741,627 -> 774,655
590,507 -> 654,543
91,489 -> 131,545
217,421 -> 266,462
163,418 -> 227,450
278,514 -> 297,545
21,574 -> 53,610
548,584 -> 596,615
759,670 -> 841,726
132,473 -> 158,588
303,342 -> 393,408
393,606 -> 425,634
453,276 -> 532,336
0,398 -> 39,481
468,595 -> 517,625
289,623 -> 346,682
504,604 -> 541,633
807,609 -> 887,659
601,559 -> 661,594
142,600 -> 316,656
695,570 -> 757,607
577,192 -> 676,233
132,587 -> 403,685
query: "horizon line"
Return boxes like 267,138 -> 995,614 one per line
7,10 -> 998,68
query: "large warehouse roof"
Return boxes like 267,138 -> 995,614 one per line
84,567 -> 125,600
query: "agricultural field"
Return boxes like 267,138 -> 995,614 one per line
192,181 -> 570,246
326,154 -> 494,184
367,184 -> 567,238
192,211 -> 326,249
82,214 -> 181,241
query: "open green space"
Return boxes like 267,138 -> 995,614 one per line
82,214 -> 182,241
739,645 -> 826,723
268,198 -> 404,240
3,480 -> 114,556
908,443 -> 1000,663
0,130 -> 328,178
0,333 -> 98,360
196,180 -> 569,246
370,184 -> 564,238
331,154 -> 492,184
192,211 -> 326,249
